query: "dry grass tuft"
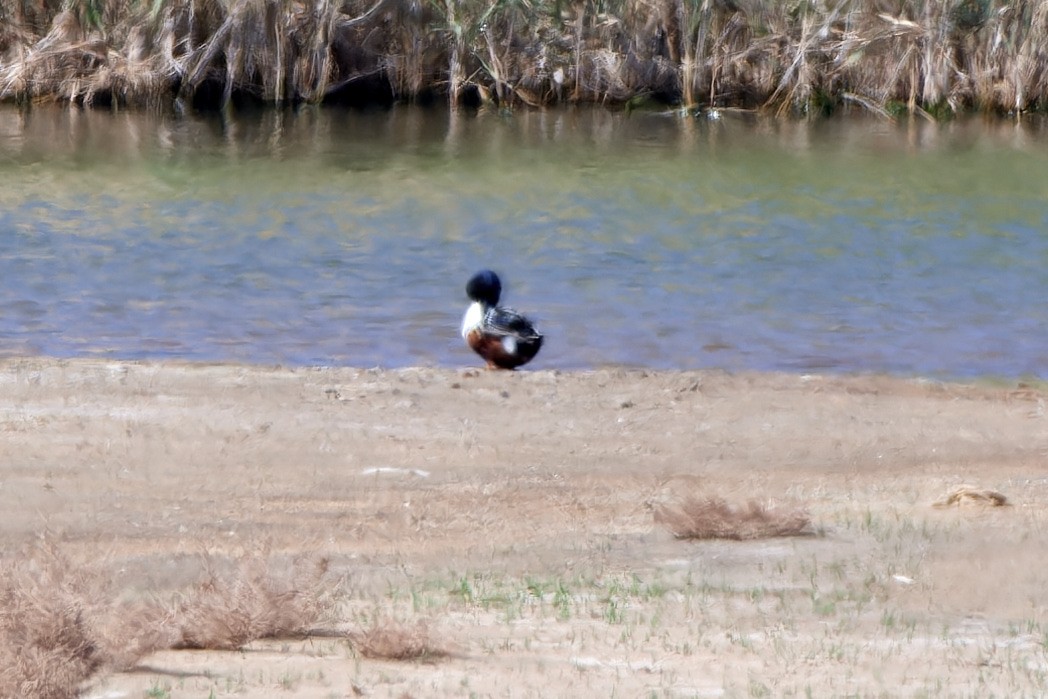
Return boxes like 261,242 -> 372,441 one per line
0,541 -> 340,697
173,552 -> 334,651
932,485 -> 1010,508
0,575 -> 105,699
351,620 -> 449,661
655,496 -> 813,540
0,542 -> 141,699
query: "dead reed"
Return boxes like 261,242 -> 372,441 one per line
1,0 -> 1046,115
655,496 -> 813,540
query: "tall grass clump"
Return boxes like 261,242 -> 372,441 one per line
0,541 -> 340,698
0,542 -> 155,699
0,564 -> 109,699
1,0 -> 1048,115
173,551 -> 334,650
351,619 -> 449,660
655,496 -> 813,540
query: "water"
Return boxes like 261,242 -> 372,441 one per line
1,105 -> 1047,378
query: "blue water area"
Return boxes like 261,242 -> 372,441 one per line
1,107 -> 1047,378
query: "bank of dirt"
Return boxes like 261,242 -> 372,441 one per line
2,359 -> 1046,697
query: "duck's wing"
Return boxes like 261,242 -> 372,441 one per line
484,306 -> 542,340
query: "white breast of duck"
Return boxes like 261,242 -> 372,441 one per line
461,301 -> 485,339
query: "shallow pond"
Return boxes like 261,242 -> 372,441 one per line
1,105 -> 1047,378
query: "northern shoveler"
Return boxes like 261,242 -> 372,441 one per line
461,270 -> 543,370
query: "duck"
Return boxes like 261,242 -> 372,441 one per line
461,270 -> 543,370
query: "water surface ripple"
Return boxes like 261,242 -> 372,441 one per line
2,107 -> 1047,378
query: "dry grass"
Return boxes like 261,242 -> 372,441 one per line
351,620 -> 450,661
0,541 -> 173,699
1,0 -> 1047,114
0,546 -> 111,699
655,496 -> 814,540
932,484 -> 1011,508
0,541 -> 341,698
173,551 -> 334,650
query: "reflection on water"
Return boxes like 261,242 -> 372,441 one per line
1,105 -> 1047,377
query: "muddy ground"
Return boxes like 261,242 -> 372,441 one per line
2,359 -> 1047,697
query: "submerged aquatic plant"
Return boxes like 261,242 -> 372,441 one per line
1,0 -> 1047,115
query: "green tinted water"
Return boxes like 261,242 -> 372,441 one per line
1,106 -> 1046,376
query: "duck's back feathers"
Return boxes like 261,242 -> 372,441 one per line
484,306 -> 541,341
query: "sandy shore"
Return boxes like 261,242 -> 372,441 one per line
3,359 -> 1047,697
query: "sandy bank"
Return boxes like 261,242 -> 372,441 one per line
2,359 -> 1047,697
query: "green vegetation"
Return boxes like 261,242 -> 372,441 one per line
0,0 -> 1046,115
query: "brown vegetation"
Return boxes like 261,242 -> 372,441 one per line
351,620 -> 449,661
172,551 -> 334,650
0,540 -> 450,696
932,484 -> 1011,507
0,0 -> 1046,115
0,542 -> 340,699
654,496 -> 814,540
0,544 -> 113,699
